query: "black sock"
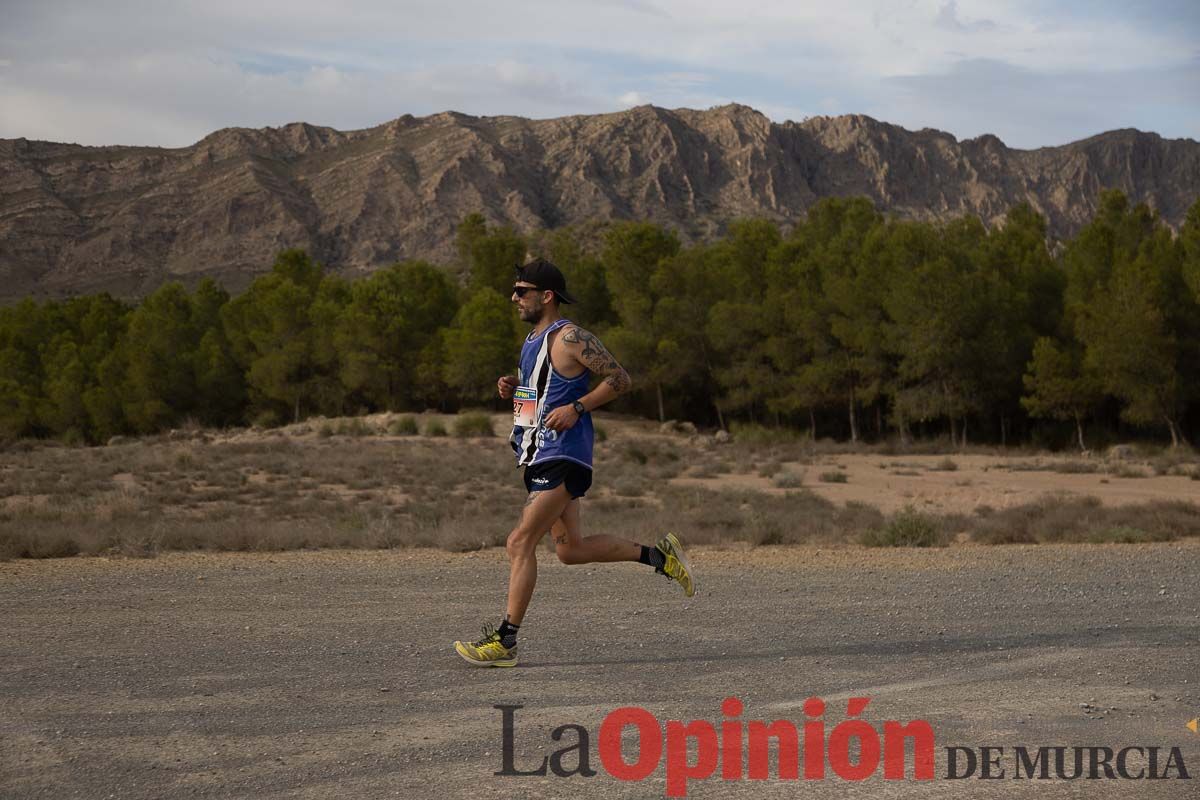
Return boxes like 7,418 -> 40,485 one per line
498,618 -> 519,648
639,545 -> 666,571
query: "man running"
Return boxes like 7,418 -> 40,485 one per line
453,258 -> 695,668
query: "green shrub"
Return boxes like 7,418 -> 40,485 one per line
728,421 -> 801,446
1109,464 -> 1147,479
61,428 -> 87,447
772,469 -> 805,488
758,460 -> 782,478
336,418 -> 372,437
424,418 -> 448,437
621,443 -> 648,465
971,496 -> 1200,544
594,423 -> 608,443
1087,526 -> 1168,544
453,412 -> 494,438
252,410 -> 280,429
861,507 -> 947,547
388,416 -> 419,436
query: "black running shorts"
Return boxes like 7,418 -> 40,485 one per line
523,459 -> 593,498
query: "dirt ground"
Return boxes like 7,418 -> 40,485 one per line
2,544 -> 1198,799
674,452 -> 1200,515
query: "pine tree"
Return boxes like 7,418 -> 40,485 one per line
1021,338 -> 1103,451
336,260 -> 458,410
442,289 -> 519,404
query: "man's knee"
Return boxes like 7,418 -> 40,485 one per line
554,534 -> 588,566
506,526 -> 539,558
556,542 -> 585,565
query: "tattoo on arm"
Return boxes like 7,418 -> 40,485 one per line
563,326 -> 632,394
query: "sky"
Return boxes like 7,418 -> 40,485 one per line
1,0 -> 1197,150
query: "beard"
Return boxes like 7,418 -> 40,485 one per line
518,302 -> 544,324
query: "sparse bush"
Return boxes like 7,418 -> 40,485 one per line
616,439 -> 680,467
453,412 -> 494,438
819,471 -> 848,483
5,415 -> 1200,560
971,496 -> 1200,544
423,418 -> 448,437
1049,460 -> 1101,474
1087,526 -> 1169,544
930,457 -> 958,472
612,476 -> 646,497
252,410 -> 281,429
772,469 -> 805,488
1109,464 -> 1147,479
621,443 -> 648,465
388,416 -> 419,436
1147,447 -> 1197,476
594,423 -> 608,443
61,428 -> 87,447
336,418 -> 372,437
728,421 -> 806,448
861,507 -> 947,547
758,460 -> 782,478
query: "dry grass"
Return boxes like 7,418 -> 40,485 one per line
860,506 -> 949,548
970,496 -> 1200,544
771,468 -> 805,488
0,424 -> 515,559
3,416 -> 1200,560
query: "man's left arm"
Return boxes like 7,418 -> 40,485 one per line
543,326 -> 632,431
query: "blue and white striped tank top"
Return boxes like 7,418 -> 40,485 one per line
510,318 -> 594,469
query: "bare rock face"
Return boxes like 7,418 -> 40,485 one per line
1,105 -> 1197,301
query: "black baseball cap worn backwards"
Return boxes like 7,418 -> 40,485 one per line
516,258 -> 576,304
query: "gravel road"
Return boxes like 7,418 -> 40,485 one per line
2,543 -> 1198,799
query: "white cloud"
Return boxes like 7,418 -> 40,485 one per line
935,1 -> 998,34
0,50 -> 611,146
0,0 -> 1195,147
876,57 -> 1200,147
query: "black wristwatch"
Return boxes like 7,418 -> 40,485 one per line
571,400 -> 586,416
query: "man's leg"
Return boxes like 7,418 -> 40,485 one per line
551,498 -> 697,597
504,484 -> 573,625
552,499 -> 641,564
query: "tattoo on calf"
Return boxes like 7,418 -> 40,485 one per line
553,531 -> 568,545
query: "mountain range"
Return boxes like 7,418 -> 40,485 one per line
2,104 -> 1197,301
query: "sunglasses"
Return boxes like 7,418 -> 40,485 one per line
512,285 -> 543,297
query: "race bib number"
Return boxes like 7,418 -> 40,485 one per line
513,386 -> 538,427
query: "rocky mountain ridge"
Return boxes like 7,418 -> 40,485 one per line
2,104 -> 1197,300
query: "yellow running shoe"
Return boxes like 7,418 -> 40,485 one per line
655,532 -> 696,597
454,624 -> 518,668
